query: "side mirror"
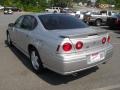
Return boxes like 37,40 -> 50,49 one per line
8,23 -> 14,27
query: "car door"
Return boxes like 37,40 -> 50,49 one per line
15,15 -> 38,53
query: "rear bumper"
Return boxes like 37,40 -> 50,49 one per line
62,50 -> 112,75
45,44 -> 113,75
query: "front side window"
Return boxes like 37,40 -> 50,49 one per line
38,14 -> 88,30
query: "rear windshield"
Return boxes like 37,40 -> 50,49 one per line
38,14 -> 88,30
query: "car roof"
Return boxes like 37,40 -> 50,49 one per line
23,13 -> 68,17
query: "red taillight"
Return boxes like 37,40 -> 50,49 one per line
76,41 -> 83,50
102,37 -> 106,44
62,43 -> 72,52
107,36 -> 111,43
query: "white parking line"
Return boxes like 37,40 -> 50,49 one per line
93,84 -> 120,90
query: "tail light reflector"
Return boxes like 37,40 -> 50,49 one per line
102,37 -> 106,44
76,41 -> 83,50
56,45 -> 60,52
107,36 -> 111,43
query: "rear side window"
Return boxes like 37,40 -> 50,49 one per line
38,14 -> 88,30
20,15 -> 38,30
14,16 -> 24,28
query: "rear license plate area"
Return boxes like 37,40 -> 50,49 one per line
88,51 -> 105,64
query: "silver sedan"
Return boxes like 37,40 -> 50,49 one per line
6,13 -> 113,75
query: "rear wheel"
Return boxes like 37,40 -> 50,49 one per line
95,19 -> 102,26
54,11 -> 57,13
30,49 -> 44,73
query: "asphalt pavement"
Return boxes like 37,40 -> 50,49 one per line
0,13 -> 120,90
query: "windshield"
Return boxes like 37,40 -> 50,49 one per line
38,14 -> 88,30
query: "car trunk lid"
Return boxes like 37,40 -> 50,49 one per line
51,27 -> 109,53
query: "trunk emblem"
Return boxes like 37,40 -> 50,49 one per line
86,46 -> 90,48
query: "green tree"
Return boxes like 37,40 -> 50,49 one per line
96,0 -> 108,4
50,0 -> 73,7
0,0 -> 4,5
115,0 -> 120,8
96,0 -> 120,8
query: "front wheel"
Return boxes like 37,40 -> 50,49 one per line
7,33 -> 12,46
30,49 -> 44,73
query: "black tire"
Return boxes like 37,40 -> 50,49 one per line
54,11 -> 57,13
29,48 -> 44,73
7,33 -> 12,46
95,19 -> 102,26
